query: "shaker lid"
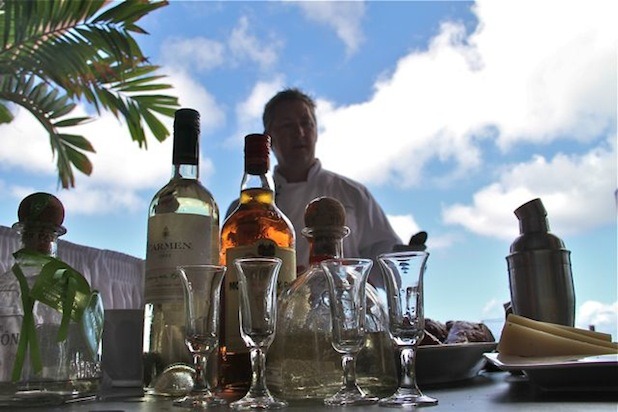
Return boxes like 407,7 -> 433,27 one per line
514,198 -> 549,233
509,197 -> 566,252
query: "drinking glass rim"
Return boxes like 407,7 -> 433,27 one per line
379,251 -> 429,260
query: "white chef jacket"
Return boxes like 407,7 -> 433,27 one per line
273,159 -> 402,287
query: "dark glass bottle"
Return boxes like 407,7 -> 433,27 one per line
143,109 -> 220,394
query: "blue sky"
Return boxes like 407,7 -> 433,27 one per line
0,0 -> 616,337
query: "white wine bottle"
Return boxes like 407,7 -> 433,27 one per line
143,108 -> 220,395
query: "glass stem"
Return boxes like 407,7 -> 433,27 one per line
341,352 -> 359,391
193,353 -> 208,391
399,346 -> 419,390
249,347 -> 269,396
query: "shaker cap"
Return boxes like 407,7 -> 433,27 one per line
514,198 -> 549,234
509,198 -> 564,252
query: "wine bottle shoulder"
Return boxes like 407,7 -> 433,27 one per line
149,178 -> 219,219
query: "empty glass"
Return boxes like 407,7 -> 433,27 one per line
320,258 -> 378,406
174,264 -> 227,408
378,251 -> 438,408
231,257 -> 287,410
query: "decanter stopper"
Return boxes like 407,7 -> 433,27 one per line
15,192 -> 66,254
304,196 -> 346,229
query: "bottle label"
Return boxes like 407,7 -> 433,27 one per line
224,240 -> 295,353
145,214 -> 215,303
0,317 -> 21,382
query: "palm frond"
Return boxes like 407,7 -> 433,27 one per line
0,72 -> 95,188
0,0 -> 179,188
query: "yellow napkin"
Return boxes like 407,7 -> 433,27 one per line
498,314 -> 618,357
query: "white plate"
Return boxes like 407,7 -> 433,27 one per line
416,342 -> 498,385
484,353 -> 618,391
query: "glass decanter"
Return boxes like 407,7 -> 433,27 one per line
0,192 -> 103,406
266,197 -> 397,402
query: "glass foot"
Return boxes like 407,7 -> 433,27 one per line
324,386 -> 379,406
173,393 -> 227,408
379,388 -> 438,408
230,394 -> 288,410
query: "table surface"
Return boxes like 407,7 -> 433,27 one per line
11,371 -> 618,412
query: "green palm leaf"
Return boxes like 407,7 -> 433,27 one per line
0,0 -> 179,188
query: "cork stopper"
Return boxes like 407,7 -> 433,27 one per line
304,196 -> 346,229
303,197 -> 349,264
14,192 -> 66,254
17,192 -> 65,230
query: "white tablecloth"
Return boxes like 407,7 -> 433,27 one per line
0,225 -> 144,309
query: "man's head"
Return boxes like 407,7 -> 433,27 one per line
263,88 -> 318,182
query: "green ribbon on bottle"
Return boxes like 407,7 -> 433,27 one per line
10,249 -> 101,382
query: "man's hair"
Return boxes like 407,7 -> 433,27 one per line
262,87 -> 317,131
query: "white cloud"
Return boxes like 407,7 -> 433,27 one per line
0,107 -> 57,176
162,69 -> 226,131
576,300 -> 618,339
317,0 -> 616,184
230,77 -> 286,147
228,16 -> 280,70
387,214 -> 420,245
442,136 -> 617,239
293,1 -> 366,56
160,36 -> 225,72
312,0 -> 616,238
159,16 -> 280,73
387,214 -> 457,250
469,0 -> 617,149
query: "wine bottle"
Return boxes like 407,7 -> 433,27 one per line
219,133 -> 296,394
143,108 -> 220,394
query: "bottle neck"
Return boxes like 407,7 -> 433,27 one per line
240,172 -> 275,205
304,227 -> 349,265
240,134 -> 274,205
172,163 -> 199,180
171,108 -> 200,180
18,226 -> 60,258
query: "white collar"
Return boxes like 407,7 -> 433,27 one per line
274,159 -> 322,186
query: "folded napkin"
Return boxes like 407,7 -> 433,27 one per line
497,314 -> 618,357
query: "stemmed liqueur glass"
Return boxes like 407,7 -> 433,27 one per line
174,264 -> 227,408
320,258 -> 378,406
230,257 -> 287,410
378,251 -> 438,408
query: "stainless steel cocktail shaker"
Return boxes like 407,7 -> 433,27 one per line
506,198 -> 575,326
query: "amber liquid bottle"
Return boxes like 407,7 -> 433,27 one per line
219,133 -> 296,395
